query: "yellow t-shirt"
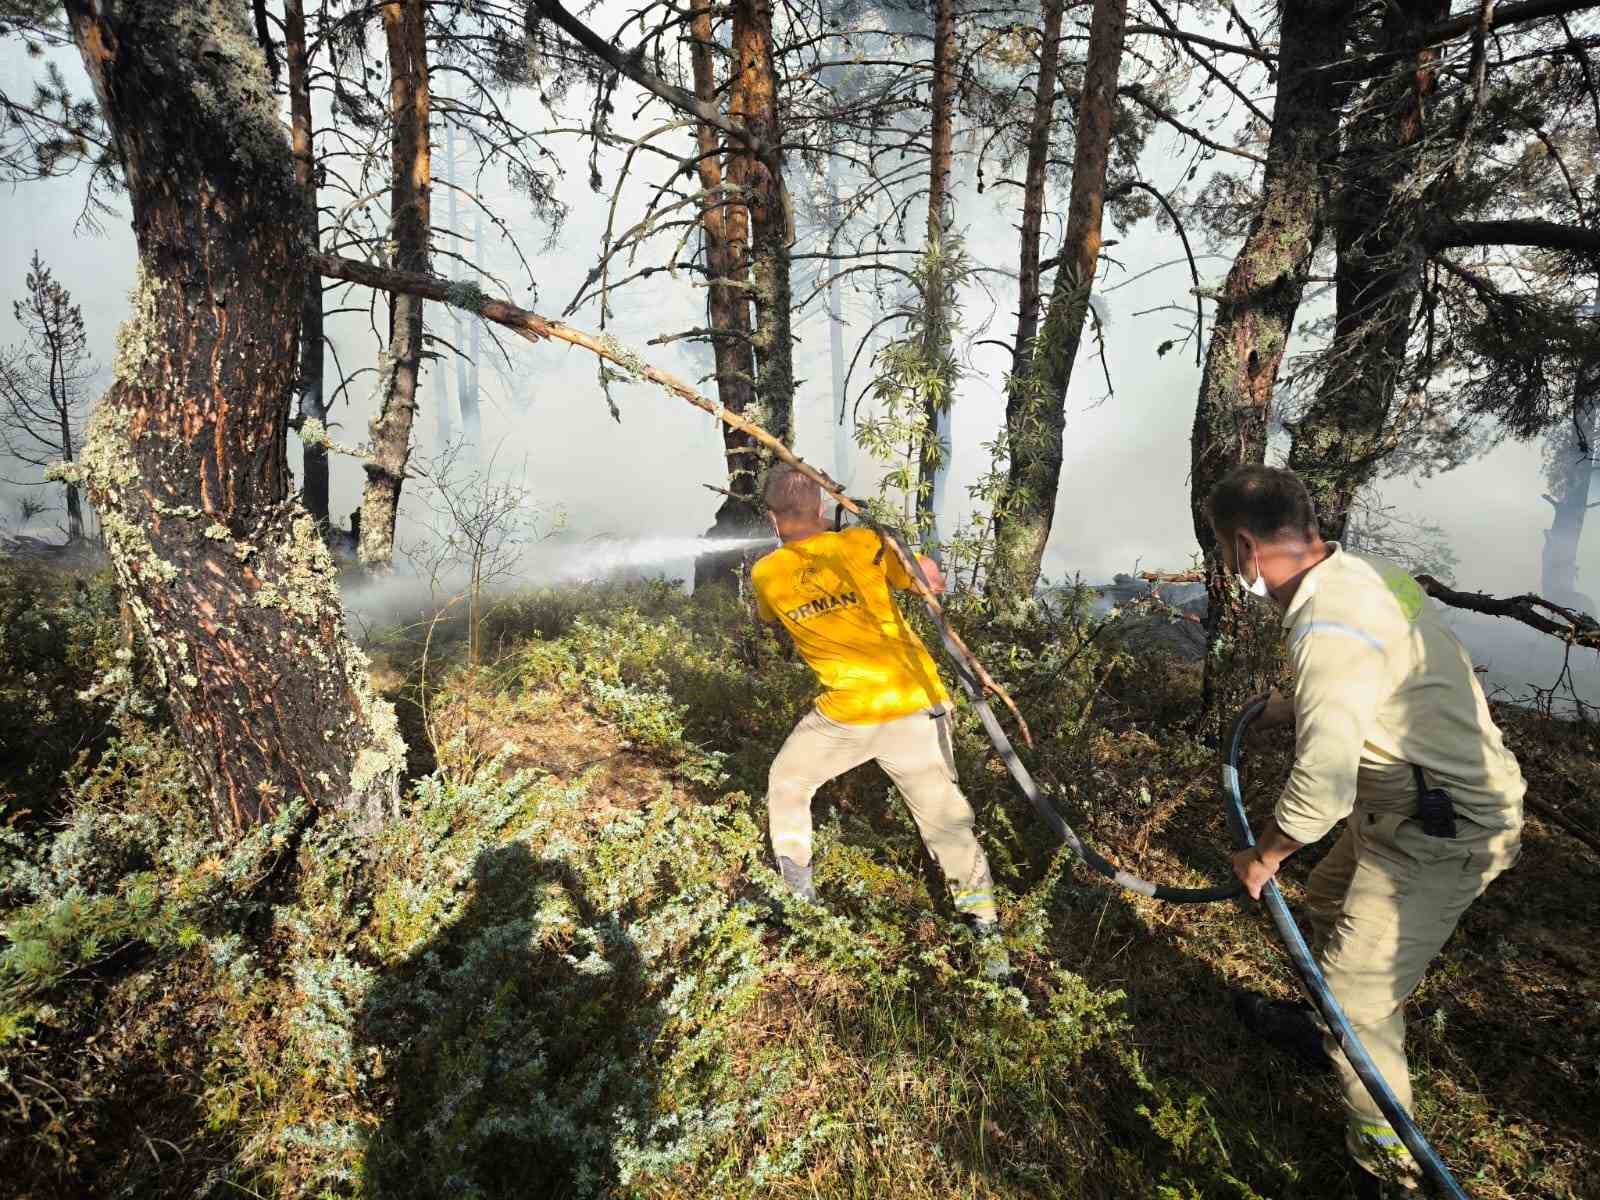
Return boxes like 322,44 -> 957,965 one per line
752,527 -> 950,724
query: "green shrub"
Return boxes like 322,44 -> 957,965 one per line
0,562 -> 131,821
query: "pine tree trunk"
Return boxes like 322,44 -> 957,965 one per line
64,483 -> 84,542
1542,374 -> 1599,613
467,200 -> 483,443
443,112 -> 482,455
1011,0 -> 1064,379
693,0 -> 766,586
360,0 -> 431,569
64,0 -> 403,833
285,0 -> 329,532
730,0 -> 792,448
1189,0 -> 1357,730
915,0 -> 957,551
990,0 -> 1125,601
444,110 -> 467,448
59,407 -> 84,541
1286,0 -> 1450,541
828,168 -> 851,487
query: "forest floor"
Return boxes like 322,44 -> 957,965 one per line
2,562 -> 1597,1199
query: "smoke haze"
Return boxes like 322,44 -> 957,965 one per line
1,8 -> 1594,707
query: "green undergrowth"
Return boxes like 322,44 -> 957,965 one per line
2,572 -> 1596,1198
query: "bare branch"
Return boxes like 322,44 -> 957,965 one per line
1415,574 -> 1600,650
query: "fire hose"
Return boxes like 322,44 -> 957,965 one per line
872,524 -> 1470,1198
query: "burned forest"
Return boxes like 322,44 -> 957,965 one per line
1,1 -> 1598,1198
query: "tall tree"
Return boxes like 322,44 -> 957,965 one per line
914,0 -> 958,550
0,251 -> 92,540
59,0 -> 401,832
1186,0 -> 1356,720
1286,0 -> 1451,540
1541,365 -> 1599,612
729,0 -> 794,450
1010,0 -> 1064,388
438,92 -> 484,455
360,0 -> 432,568
691,0 -> 762,561
283,0 -> 329,531
1282,2 -> 1600,541
989,0 -> 1128,601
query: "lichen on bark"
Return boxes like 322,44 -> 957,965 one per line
112,261 -> 165,389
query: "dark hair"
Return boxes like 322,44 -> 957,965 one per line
1206,465 -> 1318,540
762,464 -> 822,519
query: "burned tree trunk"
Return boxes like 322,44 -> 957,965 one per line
1286,0 -> 1450,541
990,0 -> 1125,601
729,0 -> 792,450
1188,0 -> 1355,724
284,0 -> 329,531
697,0 -> 793,586
63,1 -> 402,833
690,0 -> 765,586
915,0 -> 958,549
360,0 -> 432,568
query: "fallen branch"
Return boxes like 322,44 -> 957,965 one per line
1138,570 -> 1204,584
1525,794 -> 1600,858
312,252 -> 1034,746
1415,574 -> 1600,651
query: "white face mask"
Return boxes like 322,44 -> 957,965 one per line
1235,540 -> 1271,599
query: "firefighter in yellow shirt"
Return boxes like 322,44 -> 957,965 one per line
1211,466 -> 1524,1195
752,465 -> 1008,978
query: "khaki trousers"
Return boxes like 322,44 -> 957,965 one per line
767,705 -> 997,921
1303,803 -> 1520,1175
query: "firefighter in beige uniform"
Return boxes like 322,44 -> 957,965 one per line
1211,466 -> 1524,1190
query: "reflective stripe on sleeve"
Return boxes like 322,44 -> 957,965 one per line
1289,620 -> 1384,654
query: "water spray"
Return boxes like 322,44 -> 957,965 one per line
540,535 -> 775,584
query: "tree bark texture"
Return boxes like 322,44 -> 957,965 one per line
729,0 -> 793,450
61,406 -> 84,541
1188,0 -> 1357,726
64,0 -> 403,833
990,0 -> 1126,601
915,0 -> 958,546
1012,0 -> 1065,382
691,0 -> 765,585
1287,0 -> 1450,541
284,0 -> 329,532
360,0 -> 431,568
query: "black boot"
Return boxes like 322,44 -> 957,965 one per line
1232,989 -> 1333,1072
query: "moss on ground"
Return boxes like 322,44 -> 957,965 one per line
1,571 -> 1595,1198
